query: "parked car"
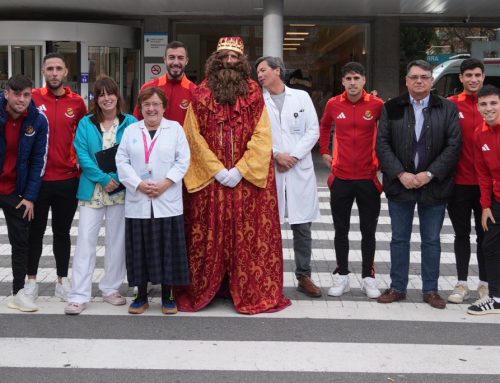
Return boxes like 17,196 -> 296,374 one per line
432,56 -> 500,97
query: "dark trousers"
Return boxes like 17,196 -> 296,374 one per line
27,178 -> 79,277
0,194 -> 30,294
447,185 -> 487,282
330,178 -> 381,278
483,200 -> 500,298
291,222 -> 312,279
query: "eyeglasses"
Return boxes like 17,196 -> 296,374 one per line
142,102 -> 163,109
407,75 -> 432,81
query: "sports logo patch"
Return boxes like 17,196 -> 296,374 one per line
180,99 -> 190,109
24,126 -> 35,137
363,110 -> 373,120
65,108 -> 75,118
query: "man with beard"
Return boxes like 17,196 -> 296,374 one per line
175,37 -> 290,314
134,40 -> 196,125
26,53 -> 86,302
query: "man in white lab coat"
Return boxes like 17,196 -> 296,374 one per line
256,56 -> 321,297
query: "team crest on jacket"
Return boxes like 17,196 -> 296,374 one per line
65,108 -> 75,118
24,126 -> 35,136
363,110 -> 374,120
180,99 -> 190,109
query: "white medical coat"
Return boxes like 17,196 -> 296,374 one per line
263,86 -> 320,224
116,118 -> 190,219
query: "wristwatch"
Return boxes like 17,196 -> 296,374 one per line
426,171 -> 433,179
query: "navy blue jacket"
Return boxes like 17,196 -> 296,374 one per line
0,94 -> 49,201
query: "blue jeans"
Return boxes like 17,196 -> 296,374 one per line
388,200 -> 446,294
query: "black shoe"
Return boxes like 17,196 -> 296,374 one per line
467,297 -> 500,315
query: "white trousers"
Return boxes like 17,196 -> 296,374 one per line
68,204 -> 126,303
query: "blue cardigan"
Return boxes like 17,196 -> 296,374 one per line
74,113 -> 137,201
0,94 -> 49,201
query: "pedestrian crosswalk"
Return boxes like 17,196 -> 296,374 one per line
0,179 -> 499,382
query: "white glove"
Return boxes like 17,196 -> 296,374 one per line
215,169 -> 229,184
223,167 -> 243,188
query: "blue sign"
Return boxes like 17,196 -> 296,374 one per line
80,73 -> 89,84
426,54 -> 451,65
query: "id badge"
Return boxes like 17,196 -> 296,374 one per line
290,123 -> 302,134
140,167 -> 152,180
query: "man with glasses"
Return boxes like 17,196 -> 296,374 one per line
376,60 -> 462,309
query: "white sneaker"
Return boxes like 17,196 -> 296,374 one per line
24,279 -> 39,301
448,282 -> 470,304
328,275 -> 350,297
7,289 -> 39,312
64,302 -> 86,315
477,284 -> 489,300
361,277 -> 381,299
55,277 -> 71,302
103,292 -> 127,306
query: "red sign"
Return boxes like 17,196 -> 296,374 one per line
151,65 -> 162,75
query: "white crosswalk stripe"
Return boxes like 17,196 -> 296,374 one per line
0,168 -> 499,382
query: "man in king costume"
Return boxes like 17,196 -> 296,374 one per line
175,37 -> 290,314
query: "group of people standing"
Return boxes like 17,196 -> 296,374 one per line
1,36 -> 499,317
319,57 -> 500,315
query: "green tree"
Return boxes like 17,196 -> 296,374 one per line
399,27 -> 436,89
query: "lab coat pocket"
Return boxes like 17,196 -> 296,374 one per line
164,182 -> 182,203
297,155 -> 313,170
126,187 -> 142,203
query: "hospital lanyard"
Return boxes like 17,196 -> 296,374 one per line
141,129 -> 160,169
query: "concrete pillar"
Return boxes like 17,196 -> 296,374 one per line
372,17 -> 400,99
263,0 -> 283,58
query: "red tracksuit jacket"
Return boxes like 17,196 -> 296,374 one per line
475,121 -> 500,208
32,87 -> 87,181
320,90 -> 384,188
133,74 -> 196,125
449,92 -> 483,185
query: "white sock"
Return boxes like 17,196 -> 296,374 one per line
493,297 -> 500,303
477,281 -> 488,288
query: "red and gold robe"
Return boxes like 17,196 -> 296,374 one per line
175,79 -> 290,314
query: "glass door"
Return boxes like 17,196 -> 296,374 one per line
11,45 -> 42,86
46,41 -> 81,94
0,46 -> 7,90
88,46 -> 120,102
123,48 -> 139,113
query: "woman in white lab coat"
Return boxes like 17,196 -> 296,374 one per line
116,87 -> 190,315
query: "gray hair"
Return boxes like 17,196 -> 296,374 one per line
255,56 -> 286,81
406,59 -> 432,75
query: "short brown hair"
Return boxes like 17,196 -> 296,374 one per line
165,41 -> 188,57
91,75 -> 123,123
137,87 -> 167,109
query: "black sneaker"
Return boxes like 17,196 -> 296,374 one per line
467,297 -> 500,315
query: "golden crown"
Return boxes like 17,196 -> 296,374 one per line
216,37 -> 244,55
